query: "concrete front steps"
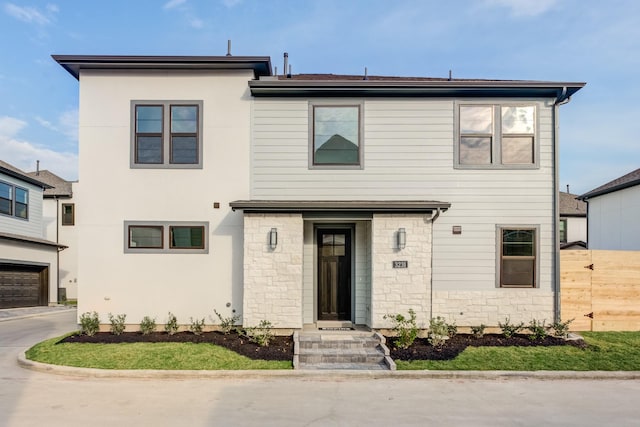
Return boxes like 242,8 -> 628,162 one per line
294,330 -> 396,370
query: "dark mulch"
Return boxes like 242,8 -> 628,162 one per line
386,334 -> 588,361
59,331 -> 294,361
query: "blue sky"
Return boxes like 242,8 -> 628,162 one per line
0,0 -> 638,194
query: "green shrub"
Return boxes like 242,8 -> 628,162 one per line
213,309 -> 240,334
243,320 -> 274,347
428,316 -> 449,348
499,317 -> 525,338
550,318 -> 574,338
139,316 -> 156,335
189,317 -> 205,335
384,309 -> 418,349
446,320 -> 458,338
470,324 -> 486,339
165,312 -> 179,335
107,313 -> 126,335
527,319 -> 547,341
79,311 -> 100,336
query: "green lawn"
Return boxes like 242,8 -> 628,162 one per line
396,332 -> 640,370
26,334 -> 292,370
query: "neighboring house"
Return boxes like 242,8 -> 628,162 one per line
578,168 -> 640,250
26,169 -> 78,300
0,160 -> 66,308
559,191 -> 587,249
54,54 -> 584,330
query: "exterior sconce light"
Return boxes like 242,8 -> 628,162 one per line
269,228 -> 278,249
397,228 -> 406,250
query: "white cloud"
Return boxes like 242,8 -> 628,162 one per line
35,109 -> 78,142
46,3 -> 59,13
3,3 -> 52,25
163,0 -> 187,10
483,0 -> 558,17
0,116 -> 77,180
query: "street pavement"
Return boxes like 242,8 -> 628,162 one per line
1,308 -> 640,426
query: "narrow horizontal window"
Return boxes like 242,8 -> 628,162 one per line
124,221 -> 208,254
129,226 -> 164,249
170,226 -> 204,249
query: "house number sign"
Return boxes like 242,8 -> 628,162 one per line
393,260 -> 408,268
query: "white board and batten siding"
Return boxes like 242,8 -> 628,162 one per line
252,98 -> 556,293
587,185 -> 640,250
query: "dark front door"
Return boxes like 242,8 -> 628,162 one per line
317,229 -> 351,321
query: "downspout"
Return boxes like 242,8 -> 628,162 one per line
429,208 -> 442,320
55,196 -> 60,304
553,87 -> 571,322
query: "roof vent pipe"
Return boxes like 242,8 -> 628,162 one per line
566,184 -> 570,193
287,64 -> 292,79
448,70 -> 452,81
283,52 -> 288,77
226,40 -> 232,56
364,67 -> 368,80
36,160 -> 40,175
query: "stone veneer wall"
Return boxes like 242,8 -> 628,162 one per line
371,213 -> 433,329
431,289 -> 555,326
242,213 -> 303,328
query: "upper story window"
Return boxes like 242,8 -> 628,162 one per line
62,203 -> 75,226
0,181 -> 28,220
457,104 -> 537,168
310,103 -> 363,169
131,101 -> 203,169
499,226 -> 538,288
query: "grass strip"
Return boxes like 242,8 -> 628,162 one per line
396,331 -> 640,370
26,334 -> 292,370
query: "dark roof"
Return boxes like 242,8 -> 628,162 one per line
251,74 -> 585,98
559,192 -> 587,216
230,200 -> 450,213
52,55 -> 272,80
0,160 -> 51,189
579,168 -> 640,200
560,240 -> 587,250
25,170 -> 73,197
0,232 -> 67,249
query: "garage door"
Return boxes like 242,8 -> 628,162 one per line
0,265 -> 48,309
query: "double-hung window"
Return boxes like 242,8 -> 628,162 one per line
457,104 -> 536,168
0,181 -> 28,220
132,101 -> 202,168
499,227 -> 538,288
125,221 -> 208,253
310,103 -> 363,168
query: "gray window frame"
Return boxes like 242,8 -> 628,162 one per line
0,180 -> 28,221
61,203 -> 75,226
130,100 -> 203,169
124,221 -> 209,254
308,101 -> 364,170
559,218 -> 567,243
496,225 -> 539,288
454,102 -> 539,170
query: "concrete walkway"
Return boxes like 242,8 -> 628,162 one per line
0,305 -> 76,322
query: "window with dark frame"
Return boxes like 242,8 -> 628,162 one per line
312,105 -> 361,166
559,219 -> 567,243
125,222 -> 208,253
129,225 -> 164,249
458,104 -> 535,167
169,225 -> 205,249
0,181 -> 28,220
62,203 -> 75,226
500,228 -> 536,288
132,101 -> 201,168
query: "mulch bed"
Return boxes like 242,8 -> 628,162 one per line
386,334 -> 588,361
59,331 -> 294,361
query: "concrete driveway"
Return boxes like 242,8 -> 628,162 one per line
2,310 -> 640,426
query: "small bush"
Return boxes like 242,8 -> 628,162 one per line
165,312 -> 179,335
527,319 -> 547,341
427,316 -> 449,348
139,316 -> 156,335
213,309 -> 240,334
499,317 -> 525,338
79,311 -> 100,336
384,309 -> 418,349
446,321 -> 458,338
189,317 -> 205,335
108,313 -> 126,335
470,324 -> 486,339
550,318 -> 574,338
243,320 -> 274,347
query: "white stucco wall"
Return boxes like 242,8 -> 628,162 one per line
76,69 -> 253,325
587,185 -> 640,250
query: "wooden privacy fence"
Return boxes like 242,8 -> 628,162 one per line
561,250 -> 640,331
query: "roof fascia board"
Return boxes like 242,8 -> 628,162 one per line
0,167 -> 52,189
579,179 -> 640,200
230,200 -> 451,213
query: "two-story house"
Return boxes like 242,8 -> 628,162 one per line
0,160 -> 66,308
54,54 -> 584,330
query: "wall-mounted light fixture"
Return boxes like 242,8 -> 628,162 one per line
269,228 -> 278,249
397,227 -> 406,250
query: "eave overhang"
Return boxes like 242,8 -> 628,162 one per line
249,80 -> 586,98
0,232 -> 67,249
52,55 -> 273,80
578,179 -> 640,200
0,166 -> 52,189
230,200 -> 451,213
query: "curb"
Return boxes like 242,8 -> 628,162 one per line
0,307 -> 76,323
18,352 -> 640,380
